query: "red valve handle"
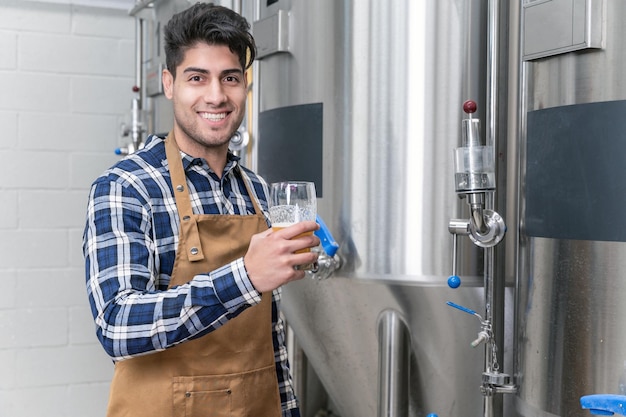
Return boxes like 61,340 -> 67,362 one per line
463,100 -> 477,114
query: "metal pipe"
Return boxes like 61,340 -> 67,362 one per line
135,17 -> 143,96
377,310 -> 410,417
469,193 -> 488,234
484,0 -> 500,415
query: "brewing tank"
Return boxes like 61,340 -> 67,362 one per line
251,1 -> 511,416
515,0 -> 626,416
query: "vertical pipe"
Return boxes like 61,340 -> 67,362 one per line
135,17 -> 143,96
377,310 -> 410,417
132,17 -> 144,149
484,0 -> 501,415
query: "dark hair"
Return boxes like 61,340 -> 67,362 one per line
163,3 -> 256,78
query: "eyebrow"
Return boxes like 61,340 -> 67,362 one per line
182,67 -> 244,77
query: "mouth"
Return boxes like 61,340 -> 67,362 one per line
199,111 -> 229,122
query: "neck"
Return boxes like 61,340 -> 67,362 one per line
170,128 -> 230,178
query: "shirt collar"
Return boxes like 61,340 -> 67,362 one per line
180,149 -> 241,177
146,134 -> 242,176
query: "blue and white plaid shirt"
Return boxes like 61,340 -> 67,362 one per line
83,135 -> 300,416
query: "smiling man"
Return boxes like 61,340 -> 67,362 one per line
82,4 -> 319,417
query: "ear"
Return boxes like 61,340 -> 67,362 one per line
162,68 -> 174,99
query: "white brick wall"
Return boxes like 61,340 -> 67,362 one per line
0,1 -> 136,416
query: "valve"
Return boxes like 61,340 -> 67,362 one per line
305,215 -> 341,280
446,300 -> 515,395
117,90 -> 148,156
454,99 -> 495,195
447,100 -> 506,286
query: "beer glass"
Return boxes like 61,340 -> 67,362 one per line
269,181 -> 317,270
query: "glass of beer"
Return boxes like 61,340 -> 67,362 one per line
269,181 -> 317,270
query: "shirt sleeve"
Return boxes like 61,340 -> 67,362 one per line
83,178 -> 261,361
270,288 -> 302,415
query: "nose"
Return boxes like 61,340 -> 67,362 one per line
203,79 -> 227,105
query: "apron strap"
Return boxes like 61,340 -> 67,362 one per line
164,133 -> 205,262
238,167 -> 266,218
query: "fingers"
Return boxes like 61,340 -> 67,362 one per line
272,221 -> 319,240
243,224 -> 321,293
272,221 -> 320,253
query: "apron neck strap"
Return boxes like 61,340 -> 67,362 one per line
164,132 -> 205,262
164,132 -> 194,219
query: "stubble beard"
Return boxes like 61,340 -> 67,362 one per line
174,107 -> 242,151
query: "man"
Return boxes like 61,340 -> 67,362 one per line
83,4 -> 319,417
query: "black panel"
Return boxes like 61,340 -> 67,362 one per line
525,100 -> 626,242
257,103 -> 323,197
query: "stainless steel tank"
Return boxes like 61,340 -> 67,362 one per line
250,1 -> 511,416
514,0 -> 626,416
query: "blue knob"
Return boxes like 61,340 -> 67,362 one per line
581,394 -> 626,415
448,275 -> 461,288
426,414 -> 439,417
114,148 -> 123,155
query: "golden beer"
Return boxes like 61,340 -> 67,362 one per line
271,223 -> 314,254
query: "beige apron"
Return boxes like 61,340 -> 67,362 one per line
106,134 -> 282,417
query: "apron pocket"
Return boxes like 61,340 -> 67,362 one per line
173,376 -> 233,417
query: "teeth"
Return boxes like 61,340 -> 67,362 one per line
201,112 -> 226,121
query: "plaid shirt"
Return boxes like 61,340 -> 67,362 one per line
83,135 -> 300,416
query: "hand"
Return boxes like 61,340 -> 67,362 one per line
244,221 -> 320,293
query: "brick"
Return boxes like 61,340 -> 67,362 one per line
0,349 -> 17,389
0,386 -> 67,417
19,112 -> 120,152
16,345 -> 113,387
71,75 -> 135,115
71,152 -> 121,189
0,73 -> 71,112
0,308 -> 67,349
0,150 -> 71,189
16,268 -> 85,308
0,31 -> 17,70
0,4 -> 70,34
0,111 -> 18,149
0,230 -> 68,268
73,6 -> 135,39
20,32 -> 134,77
20,190 -> 89,228
69,305 -> 99,345
67,382 -> 110,417
0,269 -> 17,309
0,190 -> 18,229
69,228 -> 88,268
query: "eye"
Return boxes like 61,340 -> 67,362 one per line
223,75 -> 240,84
189,75 -> 203,82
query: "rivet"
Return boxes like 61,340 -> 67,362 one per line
190,247 -> 198,255
185,392 -> 191,398
183,215 -> 190,221
176,184 -> 184,192
226,389 -> 232,395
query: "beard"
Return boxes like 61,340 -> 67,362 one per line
172,104 -> 244,151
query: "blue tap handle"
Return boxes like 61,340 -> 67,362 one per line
315,215 -> 339,257
581,394 -> 626,415
446,301 -> 478,316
